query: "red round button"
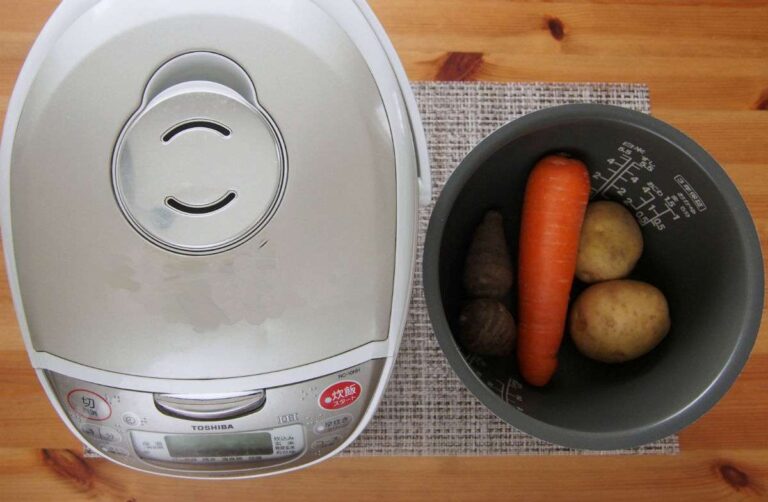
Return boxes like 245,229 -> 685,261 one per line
318,381 -> 362,411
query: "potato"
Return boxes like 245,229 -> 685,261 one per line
569,280 -> 670,363
576,201 -> 643,283
458,299 -> 517,356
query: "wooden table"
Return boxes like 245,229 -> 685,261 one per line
1,1 -> 766,499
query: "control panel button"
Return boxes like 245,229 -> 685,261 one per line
311,435 -> 342,451
67,389 -> 111,421
314,414 -> 353,435
80,423 -> 99,440
102,445 -> 129,457
319,381 -> 362,411
99,426 -> 122,443
121,412 -> 141,427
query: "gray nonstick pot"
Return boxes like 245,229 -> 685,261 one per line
423,104 -> 763,450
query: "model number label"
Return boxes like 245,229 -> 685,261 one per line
337,367 -> 361,379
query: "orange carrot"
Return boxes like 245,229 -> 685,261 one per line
517,155 -> 591,387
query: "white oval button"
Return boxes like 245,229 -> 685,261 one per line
311,435 -> 342,451
314,414 -> 353,434
80,423 -> 99,439
102,445 -> 129,457
99,426 -> 122,443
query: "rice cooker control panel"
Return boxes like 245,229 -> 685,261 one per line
46,359 -> 384,478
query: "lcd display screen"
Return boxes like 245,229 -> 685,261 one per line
165,432 -> 273,458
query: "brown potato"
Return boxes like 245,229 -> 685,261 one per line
569,280 -> 670,363
576,201 -> 643,284
458,299 -> 517,356
463,210 -> 513,298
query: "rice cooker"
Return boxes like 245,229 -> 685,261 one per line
0,0 -> 431,478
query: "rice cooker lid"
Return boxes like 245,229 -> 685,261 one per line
10,0 -> 403,379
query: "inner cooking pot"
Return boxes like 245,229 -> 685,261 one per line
424,104 -> 763,449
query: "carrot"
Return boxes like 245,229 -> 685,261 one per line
517,155 -> 591,387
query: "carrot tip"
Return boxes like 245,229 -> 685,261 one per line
518,353 -> 559,387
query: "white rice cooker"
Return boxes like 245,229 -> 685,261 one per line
0,0 -> 430,478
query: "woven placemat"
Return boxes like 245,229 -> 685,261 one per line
343,82 -> 679,456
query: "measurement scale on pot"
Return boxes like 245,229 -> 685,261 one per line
591,142 -> 708,231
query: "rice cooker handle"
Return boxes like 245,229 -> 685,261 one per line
154,391 -> 266,421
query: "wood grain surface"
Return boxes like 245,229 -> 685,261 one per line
1,0 -> 767,500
